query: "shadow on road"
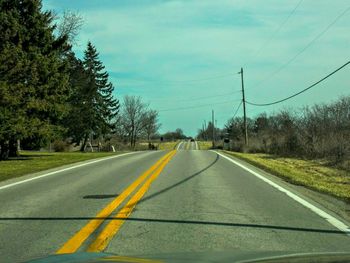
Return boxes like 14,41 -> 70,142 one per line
80,154 -> 218,203
2,152 -> 345,236
0,216 -> 345,235
137,153 -> 220,205
83,194 -> 119,199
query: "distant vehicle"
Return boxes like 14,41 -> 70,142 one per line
190,138 -> 195,142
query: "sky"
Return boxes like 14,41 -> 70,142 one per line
43,0 -> 350,137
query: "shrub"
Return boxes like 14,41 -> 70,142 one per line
53,140 -> 71,152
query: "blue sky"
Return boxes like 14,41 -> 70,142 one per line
43,0 -> 350,136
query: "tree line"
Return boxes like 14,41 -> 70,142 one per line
197,121 -> 221,142
221,96 -> 350,169
0,0 -> 160,159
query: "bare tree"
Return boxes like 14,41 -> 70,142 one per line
144,110 -> 161,143
119,96 -> 148,147
57,11 -> 83,44
220,96 -> 350,169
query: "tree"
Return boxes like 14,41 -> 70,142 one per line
62,52 -> 90,146
197,121 -> 221,141
162,129 -> 187,141
119,96 -> 148,147
0,0 -> 69,159
175,128 -> 184,139
144,110 -> 160,142
56,10 -> 83,44
65,42 -> 119,151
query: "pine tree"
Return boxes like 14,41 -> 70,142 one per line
0,0 -> 69,159
62,52 -> 90,146
65,42 -> 119,151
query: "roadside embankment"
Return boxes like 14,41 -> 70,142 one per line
223,151 -> 350,202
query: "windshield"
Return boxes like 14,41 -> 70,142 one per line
0,1 -> 349,262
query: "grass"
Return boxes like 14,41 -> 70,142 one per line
197,141 -> 213,150
156,141 -> 179,150
0,151 -> 126,183
138,141 -> 179,150
223,151 -> 350,202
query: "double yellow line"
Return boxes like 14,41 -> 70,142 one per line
57,150 -> 177,254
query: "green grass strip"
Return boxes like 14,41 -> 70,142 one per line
223,151 -> 350,202
0,151 -> 127,182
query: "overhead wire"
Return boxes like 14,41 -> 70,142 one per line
158,99 -> 241,112
121,73 -> 235,85
232,101 -> 243,118
248,0 -> 303,64
182,90 -> 241,102
150,90 -> 241,103
246,61 -> 350,106
251,5 -> 350,90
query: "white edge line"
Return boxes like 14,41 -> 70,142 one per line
176,141 -> 183,150
213,150 -> 350,235
195,141 -> 199,150
0,151 -> 139,191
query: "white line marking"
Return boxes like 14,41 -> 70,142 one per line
0,152 -> 139,191
195,141 -> 199,150
176,141 -> 183,150
213,151 -> 350,235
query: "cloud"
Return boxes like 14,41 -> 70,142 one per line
43,0 -> 350,135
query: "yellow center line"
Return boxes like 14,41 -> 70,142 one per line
56,150 -> 174,254
87,150 -> 177,252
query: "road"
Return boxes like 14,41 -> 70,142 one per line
0,143 -> 350,262
176,140 -> 199,150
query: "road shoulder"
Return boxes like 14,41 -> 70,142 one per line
215,150 -> 350,228
0,151 -> 143,190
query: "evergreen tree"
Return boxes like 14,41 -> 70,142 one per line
62,52 -> 90,146
0,0 -> 69,159
65,42 -> 119,151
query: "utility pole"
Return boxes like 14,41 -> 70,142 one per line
202,123 -> 204,140
238,67 -> 248,146
212,110 -> 215,147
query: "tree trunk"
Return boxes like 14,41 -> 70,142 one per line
132,134 -> 135,148
0,141 -> 9,160
130,124 -> 135,147
80,133 -> 88,152
9,138 -> 19,157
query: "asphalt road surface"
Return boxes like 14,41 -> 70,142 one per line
176,140 -> 198,150
0,144 -> 350,262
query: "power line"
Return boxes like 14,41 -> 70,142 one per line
158,73 -> 235,83
246,60 -> 350,106
158,100 -> 240,112
182,90 -> 241,101
150,90 -> 241,102
122,73 -> 235,85
249,0 -> 303,63
251,5 -> 350,90
232,101 -> 243,118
